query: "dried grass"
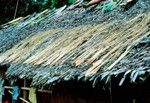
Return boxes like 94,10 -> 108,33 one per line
0,12 -> 149,77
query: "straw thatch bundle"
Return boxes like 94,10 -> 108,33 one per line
0,0 -> 150,86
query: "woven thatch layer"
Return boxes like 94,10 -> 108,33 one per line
5,35 -> 150,86
6,63 -> 89,86
1,11 -> 150,69
0,0 -> 150,86
0,0 -> 150,53
1,11 -> 150,86
98,35 -> 150,86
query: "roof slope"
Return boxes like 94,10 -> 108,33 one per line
0,0 -> 149,53
0,0 -> 150,86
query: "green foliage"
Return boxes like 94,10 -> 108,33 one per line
102,1 -> 115,13
31,0 -> 76,11
68,0 -> 76,4
31,0 -> 51,11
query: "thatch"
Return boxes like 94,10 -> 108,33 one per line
0,0 -> 150,86
0,0 -> 149,53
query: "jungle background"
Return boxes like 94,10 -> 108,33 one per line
0,0 -> 76,25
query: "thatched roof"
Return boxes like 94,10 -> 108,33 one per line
0,0 -> 149,53
0,0 -> 150,86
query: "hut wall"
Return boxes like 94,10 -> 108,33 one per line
37,80 -> 109,103
37,90 -> 108,103
38,77 -> 150,103
112,76 -> 150,103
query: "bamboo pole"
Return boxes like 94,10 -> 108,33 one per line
133,99 -> 136,103
4,86 -> 52,93
14,0 -> 20,19
8,90 -> 30,103
23,79 -> 27,103
109,76 -> 112,103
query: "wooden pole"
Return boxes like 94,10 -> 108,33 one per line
133,99 -> 136,103
109,76 -> 113,103
8,90 -> 30,103
14,0 -> 20,19
23,79 -> 27,103
4,86 -> 52,93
